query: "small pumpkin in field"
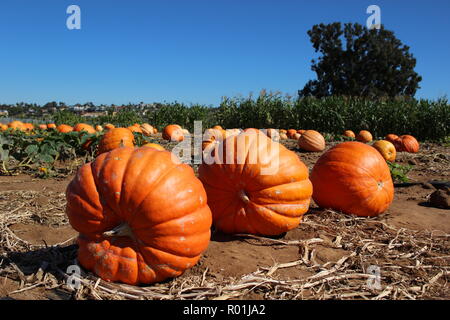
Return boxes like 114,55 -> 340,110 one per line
265,128 -> 280,141
142,143 -> 165,151
39,124 -> 48,130
395,135 -> 419,153
385,134 -> 399,143
73,123 -> 96,134
297,129 -> 306,135
57,124 -> 73,133
23,123 -> 34,131
343,130 -> 355,138
280,129 -> 287,134
287,129 -> 297,139
95,125 -> 103,132
199,130 -> 313,236
98,128 -> 135,155
293,133 -> 301,140
310,141 -> 394,217
8,121 -> 25,131
279,132 -> 288,140
356,130 -> 373,143
140,123 -> 155,136
47,123 -> 57,130
163,124 -> 184,142
66,147 -> 212,285
298,130 -> 325,152
372,140 -> 396,162
0,124 -> 8,131
127,125 -> 143,134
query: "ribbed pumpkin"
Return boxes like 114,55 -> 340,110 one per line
343,130 -> 355,138
162,124 -> 184,142
73,123 -> 96,134
140,123 -> 155,136
310,141 -> 394,217
298,130 -> 325,152
199,130 -> 313,236
356,130 -> 373,143
98,128 -> 135,155
66,147 -> 212,285
142,143 -> 165,151
57,124 -> 74,133
372,140 -> 396,162
128,126 -> 143,134
395,135 -> 419,153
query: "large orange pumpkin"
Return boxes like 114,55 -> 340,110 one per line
73,123 -> 96,134
298,130 -> 325,152
372,140 -> 396,162
162,124 -> 184,142
66,147 -> 212,285
356,130 -> 373,143
310,141 -> 394,217
395,135 -> 419,153
98,128 -> 135,155
199,130 -> 313,236
57,124 -> 73,133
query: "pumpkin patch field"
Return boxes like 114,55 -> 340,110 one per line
0,124 -> 449,300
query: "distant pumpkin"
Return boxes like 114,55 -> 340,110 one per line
163,124 -> 184,142
395,135 -> 419,153
298,130 -> 325,152
57,124 -> 73,133
343,130 -> 355,138
73,123 -> 96,134
98,128 -> 135,155
356,130 -> 373,143
372,140 -> 396,162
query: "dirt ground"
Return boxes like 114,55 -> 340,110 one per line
0,139 -> 448,300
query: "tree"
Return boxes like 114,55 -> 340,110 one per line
299,23 -> 422,98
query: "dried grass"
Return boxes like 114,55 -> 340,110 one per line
0,191 -> 449,300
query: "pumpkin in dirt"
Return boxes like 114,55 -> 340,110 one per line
140,123 -> 156,136
73,123 -> 96,134
127,125 -> 143,134
298,130 -> 325,152
280,129 -> 287,134
395,135 -> 419,153
65,147 -> 212,285
310,141 -> 394,217
343,130 -> 355,138
142,143 -> 165,151
98,128 -> 135,155
57,124 -> 73,133
47,123 -> 57,130
39,124 -> 48,130
104,123 -> 115,130
279,132 -> 288,140
8,121 -> 25,131
199,130 -> 313,236
95,125 -> 103,132
0,124 -> 8,131
162,124 -> 184,142
356,130 -> 373,143
372,140 -> 396,162
23,123 -> 34,131
297,129 -> 306,135
385,134 -> 399,143
287,129 -> 297,139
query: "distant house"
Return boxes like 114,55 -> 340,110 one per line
0,110 -> 9,117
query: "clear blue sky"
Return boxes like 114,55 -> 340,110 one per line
0,0 -> 449,106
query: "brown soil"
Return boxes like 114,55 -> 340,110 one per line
0,139 -> 448,300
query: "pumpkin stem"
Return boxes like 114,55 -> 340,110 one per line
103,223 -> 134,238
238,190 -> 250,204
